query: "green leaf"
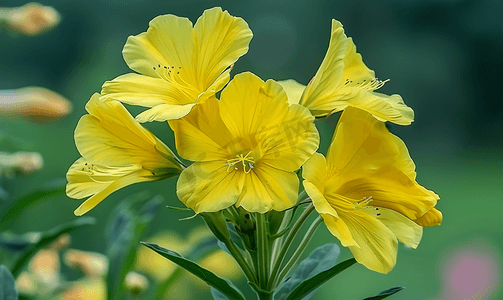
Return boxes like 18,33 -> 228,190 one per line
10,217 -> 95,277
106,193 -> 163,300
275,244 -> 340,300
363,287 -> 405,300
284,258 -> 357,300
211,287 -> 229,300
0,232 -> 38,252
141,242 -> 246,300
0,179 -> 66,230
153,234 -> 219,299
0,265 -> 18,300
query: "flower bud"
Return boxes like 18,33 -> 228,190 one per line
2,3 -> 60,35
124,271 -> 149,296
64,249 -> 108,277
0,87 -> 72,122
0,151 -> 43,177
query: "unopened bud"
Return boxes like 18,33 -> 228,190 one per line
0,87 -> 72,122
124,271 -> 149,296
0,151 -> 43,177
15,272 -> 36,295
29,249 -> 60,287
1,3 -> 60,35
64,249 -> 108,277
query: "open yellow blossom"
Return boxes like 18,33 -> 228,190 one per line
302,107 -> 440,273
66,94 -> 182,216
170,72 -> 319,213
101,7 -> 253,123
280,20 -> 413,125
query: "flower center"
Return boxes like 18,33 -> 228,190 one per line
225,151 -> 255,174
152,64 -> 188,85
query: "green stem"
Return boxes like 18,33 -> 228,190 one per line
256,213 -> 270,289
276,216 -> 323,283
224,238 -> 257,284
267,204 -> 315,290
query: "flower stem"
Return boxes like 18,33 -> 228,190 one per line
276,216 -> 323,282
268,204 -> 315,290
256,212 -> 270,289
224,238 -> 257,284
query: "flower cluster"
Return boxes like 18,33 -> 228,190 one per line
67,7 -> 441,274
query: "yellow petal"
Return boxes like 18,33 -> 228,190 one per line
299,20 -> 348,115
367,207 -> 422,249
193,7 -> 252,88
260,104 -> 319,172
219,72 -> 289,139
326,107 -> 437,219
123,15 -> 194,79
277,79 -> 306,105
301,153 -> 326,192
169,97 -> 234,162
66,158 -> 111,199
342,210 -> 398,274
341,37 -> 375,84
135,103 -> 196,123
415,207 -> 442,227
176,161 -> 243,213
330,89 -> 414,125
101,73 -> 196,108
236,165 -> 299,213
73,168 -> 153,216
76,94 -> 180,173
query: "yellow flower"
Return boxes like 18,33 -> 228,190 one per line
171,72 -> 319,213
101,7 -> 253,123
280,20 -> 414,125
302,107 -> 440,273
66,94 -> 182,216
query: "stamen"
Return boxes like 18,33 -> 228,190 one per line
352,78 -> 390,91
353,196 -> 373,210
226,151 -> 255,173
151,63 -> 189,86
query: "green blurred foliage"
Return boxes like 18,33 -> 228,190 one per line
1,0 -> 502,299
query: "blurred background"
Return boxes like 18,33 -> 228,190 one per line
1,0 -> 502,299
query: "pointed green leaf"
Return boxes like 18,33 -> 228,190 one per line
363,287 -> 405,300
106,193 -> 163,300
275,244 -> 340,300
0,265 -> 18,300
141,242 -> 245,300
10,217 -> 95,277
153,235 -> 219,299
0,179 -> 66,230
284,258 -> 357,300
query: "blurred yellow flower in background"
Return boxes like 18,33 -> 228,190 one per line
281,20 -> 413,125
303,107 -> 441,273
101,7 -> 253,122
66,94 -> 183,216
171,72 -> 319,213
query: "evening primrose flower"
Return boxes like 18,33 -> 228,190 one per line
302,107 -> 440,273
101,7 -> 253,123
170,72 -> 319,213
66,94 -> 182,216
280,20 -> 413,125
